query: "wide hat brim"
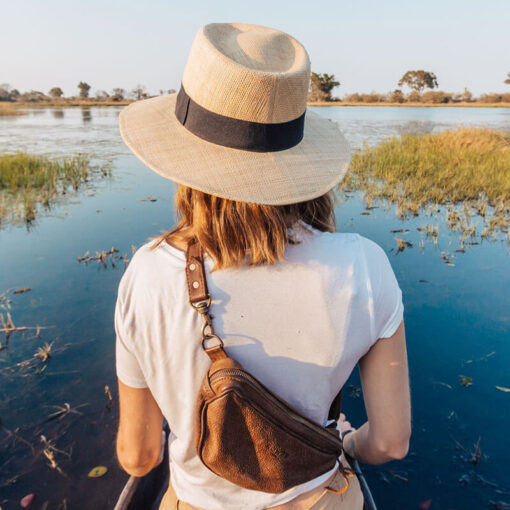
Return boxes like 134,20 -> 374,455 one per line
119,94 -> 350,205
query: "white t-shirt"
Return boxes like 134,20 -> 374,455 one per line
115,225 -> 404,510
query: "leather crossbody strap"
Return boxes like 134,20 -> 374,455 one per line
186,239 -> 209,304
184,240 -> 343,422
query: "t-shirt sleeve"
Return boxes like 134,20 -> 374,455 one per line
115,291 -> 148,389
361,237 -> 404,343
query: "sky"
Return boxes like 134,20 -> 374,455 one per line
2,0 -> 509,98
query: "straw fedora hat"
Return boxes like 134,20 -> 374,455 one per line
119,22 -> 350,205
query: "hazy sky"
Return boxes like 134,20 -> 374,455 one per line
2,0 -> 509,97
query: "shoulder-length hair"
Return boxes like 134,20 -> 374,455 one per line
151,185 -> 336,270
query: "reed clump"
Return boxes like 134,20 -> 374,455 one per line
0,103 -> 26,116
0,152 -> 110,226
341,128 -> 510,236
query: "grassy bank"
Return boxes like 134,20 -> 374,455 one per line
0,153 -> 110,226
0,103 -> 27,116
340,128 -> 510,239
12,100 -> 132,108
309,101 -> 510,108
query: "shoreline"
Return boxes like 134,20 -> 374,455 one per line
12,100 -> 132,108
7,100 -> 510,109
308,101 -> 510,108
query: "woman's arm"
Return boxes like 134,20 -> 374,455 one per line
116,380 -> 164,477
343,320 -> 411,464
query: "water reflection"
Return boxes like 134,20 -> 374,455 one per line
81,107 -> 92,123
1,106 -> 508,159
52,108 -> 64,119
396,120 -> 436,136
0,107 -> 509,509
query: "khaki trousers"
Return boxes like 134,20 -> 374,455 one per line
159,467 -> 364,510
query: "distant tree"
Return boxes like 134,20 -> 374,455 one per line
407,90 -> 422,103
505,72 -> 510,85
398,70 -> 438,94
421,90 -> 452,104
49,87 -> 64,98
132,84 -> 146,100
95,90 -> 110,99
478,93 -> 503,104
0,87 -> 10,101
309,73 -> 340,102
111,88 -> 125,101
19,90 -> 47,102
460,87 -> 472,102
167,88 -> 176,94
0,83 -> 13,101
0,84 -> 20,101
78,81 -> 91,98
388,89 -> 405,103
343,93 -> 362,103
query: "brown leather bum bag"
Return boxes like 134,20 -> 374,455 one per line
185,240 -> 344,493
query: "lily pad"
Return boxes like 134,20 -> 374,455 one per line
88,466 -> 108,478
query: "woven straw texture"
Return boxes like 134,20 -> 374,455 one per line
119,22 -> 351,205
182,23 -> 310,123
119,94 -> 350,205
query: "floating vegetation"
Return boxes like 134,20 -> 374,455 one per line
77,247 -> 119,264
104,384 -> 113,411
0,342 -> 69,376
77,245 -> 137,269
40,435 -> 70,475
441,252 -> 456,266
12,287 -> 31,294
88,466 -> 108,478
347,384 -> 361,398
20,494 -> 36,508
459,375 -> 473,387
0,311 -> 54,350
34,342 -> 53,363
45,403 -> 88,422
395,238 -> 413,253
340,128 -> 510,242
0,152 -> 111,227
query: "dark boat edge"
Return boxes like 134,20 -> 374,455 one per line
113,429 -> 377,510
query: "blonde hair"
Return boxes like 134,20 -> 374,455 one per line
151,185 -> 336,270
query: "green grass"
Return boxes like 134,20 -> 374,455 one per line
0,153 -> 110,226
340,128 -> 510,237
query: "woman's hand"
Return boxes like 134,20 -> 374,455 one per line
339,413 -> 356,436
339,413 -> 357,459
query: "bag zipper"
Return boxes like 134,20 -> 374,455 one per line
209,368 -> 342,450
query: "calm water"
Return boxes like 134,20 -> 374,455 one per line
0,106 -> 509,509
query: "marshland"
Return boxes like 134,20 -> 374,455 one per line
0,105 -> 509,509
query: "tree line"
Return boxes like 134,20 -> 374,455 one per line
309,70 -> 510,104
0,82 -> 177,103
1,71 -> 510,104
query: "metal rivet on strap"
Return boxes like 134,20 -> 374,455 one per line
192,281 -> 200,289
189,263 -> 196,271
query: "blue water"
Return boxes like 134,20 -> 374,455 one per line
0,106 -> 509,509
